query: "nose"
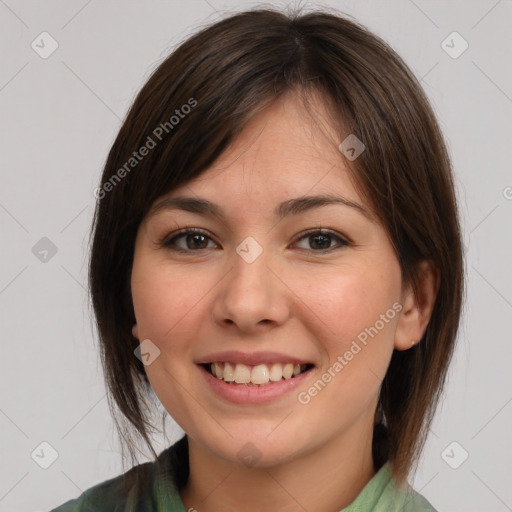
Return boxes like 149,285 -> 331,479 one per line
211,245 -> 291,334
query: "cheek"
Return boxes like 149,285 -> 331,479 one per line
131,256 -> 209,349
130,255 -> 209,418
292,268 -> 401,424
300,264 -> 401,401
293,262 -> 401,348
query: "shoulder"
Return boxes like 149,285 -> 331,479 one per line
49,470 -> 131,512
384,466 -> 437,512
49,458 -> 155,512
50,440 -> 183,512
342,463 -> 438,512
393,488 -> 437,512
375,465 -> 438,512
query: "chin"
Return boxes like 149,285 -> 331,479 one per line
195,428 -> 307,469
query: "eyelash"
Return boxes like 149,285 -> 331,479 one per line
160,227 -> 351,254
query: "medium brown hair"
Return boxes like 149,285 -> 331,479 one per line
88,6 -> 463,491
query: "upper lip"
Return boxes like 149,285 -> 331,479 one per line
195,350 -> 314,367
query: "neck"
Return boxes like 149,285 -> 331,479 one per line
179,421 -> 376,512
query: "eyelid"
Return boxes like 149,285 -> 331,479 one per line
161,227 -> 351,253
161,227 -> 219,249
291,228 -> 351,250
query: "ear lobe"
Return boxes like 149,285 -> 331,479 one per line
132,324 -> 139,339
394,260 -> 439,351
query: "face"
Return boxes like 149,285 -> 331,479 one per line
131,92 -> 406,468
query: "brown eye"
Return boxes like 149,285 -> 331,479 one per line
161,227 -> 350,254
162,228 -> 218,251
293,229 -> 350,253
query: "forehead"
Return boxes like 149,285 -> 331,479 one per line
162,93 -> 367,214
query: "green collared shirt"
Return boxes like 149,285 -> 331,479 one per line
51,438 -> 436,512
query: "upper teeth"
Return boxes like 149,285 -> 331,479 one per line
210,362 -> 305,385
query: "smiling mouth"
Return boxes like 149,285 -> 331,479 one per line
200,362 -> 314,386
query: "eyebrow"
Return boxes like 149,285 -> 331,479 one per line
148,193 -> 372,221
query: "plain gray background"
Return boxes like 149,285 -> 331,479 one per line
1,1 -> 511,511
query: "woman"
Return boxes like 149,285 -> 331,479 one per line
52,6 -> 463,511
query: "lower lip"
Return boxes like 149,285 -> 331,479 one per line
198,365 -> 313,404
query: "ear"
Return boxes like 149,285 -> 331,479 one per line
394,260 -> 439,351
132,324 -> 139,340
